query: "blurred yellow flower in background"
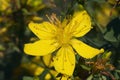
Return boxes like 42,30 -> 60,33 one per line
0,0 -> 10,11
24,11 -> 104,76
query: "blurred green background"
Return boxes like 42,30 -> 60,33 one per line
0,0 -> 120,80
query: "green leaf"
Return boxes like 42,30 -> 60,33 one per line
80,65 -> 91,71
115,70 -> 120,73
86,74 -> 93,80
114,71 -> 120,79
0,45 -> 5,51
23,76 -> 34,80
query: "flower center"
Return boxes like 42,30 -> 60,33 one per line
47,13 -> 72,46
56,28 -> 72,46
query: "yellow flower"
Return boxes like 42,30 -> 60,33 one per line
24,11 -> 104,76
0,0 -> 10,11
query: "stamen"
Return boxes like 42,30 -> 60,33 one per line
46,13 -> 62,27
51,13 -> 61,24
46,14 -> 54,24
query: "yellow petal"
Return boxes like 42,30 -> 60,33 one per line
24,40 -> 59,56
70,39 -> 104,59
29,22 -> 56,39
53,45 -> 75,76
42,54 -> 53,67
65,11 -> 92,37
